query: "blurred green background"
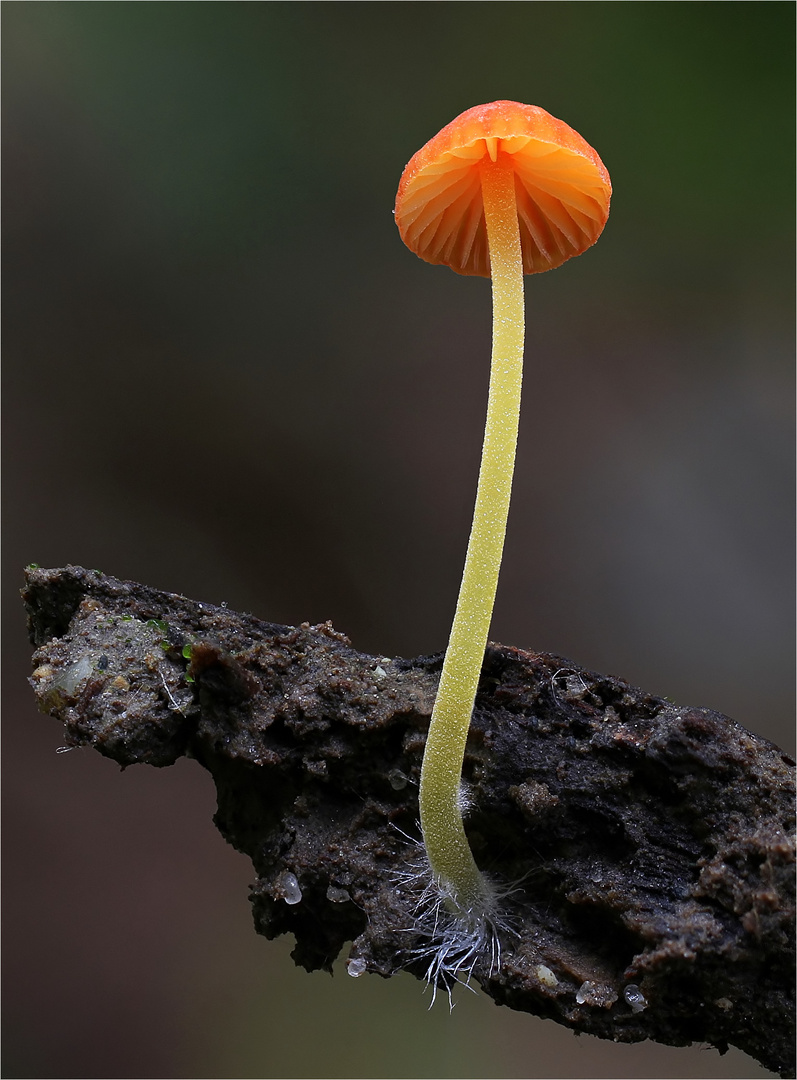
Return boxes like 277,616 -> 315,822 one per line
4,3 -> 793,1078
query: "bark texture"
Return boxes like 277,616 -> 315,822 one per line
23,566 -> 795,1077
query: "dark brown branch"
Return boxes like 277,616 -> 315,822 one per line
23,565 -> 795,1077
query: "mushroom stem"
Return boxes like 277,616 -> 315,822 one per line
419,156 -> 525,917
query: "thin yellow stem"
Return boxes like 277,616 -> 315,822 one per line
418,157 -> 525,915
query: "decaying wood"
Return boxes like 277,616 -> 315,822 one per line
23,565 -> 795,1077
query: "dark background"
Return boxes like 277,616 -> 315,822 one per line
4,3 -> 793,1077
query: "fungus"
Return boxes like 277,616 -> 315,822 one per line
394,101 -> 611,930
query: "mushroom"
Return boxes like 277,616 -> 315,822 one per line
394,101 -> 611,932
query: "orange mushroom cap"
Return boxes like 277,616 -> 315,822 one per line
394,101 -> 611,277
